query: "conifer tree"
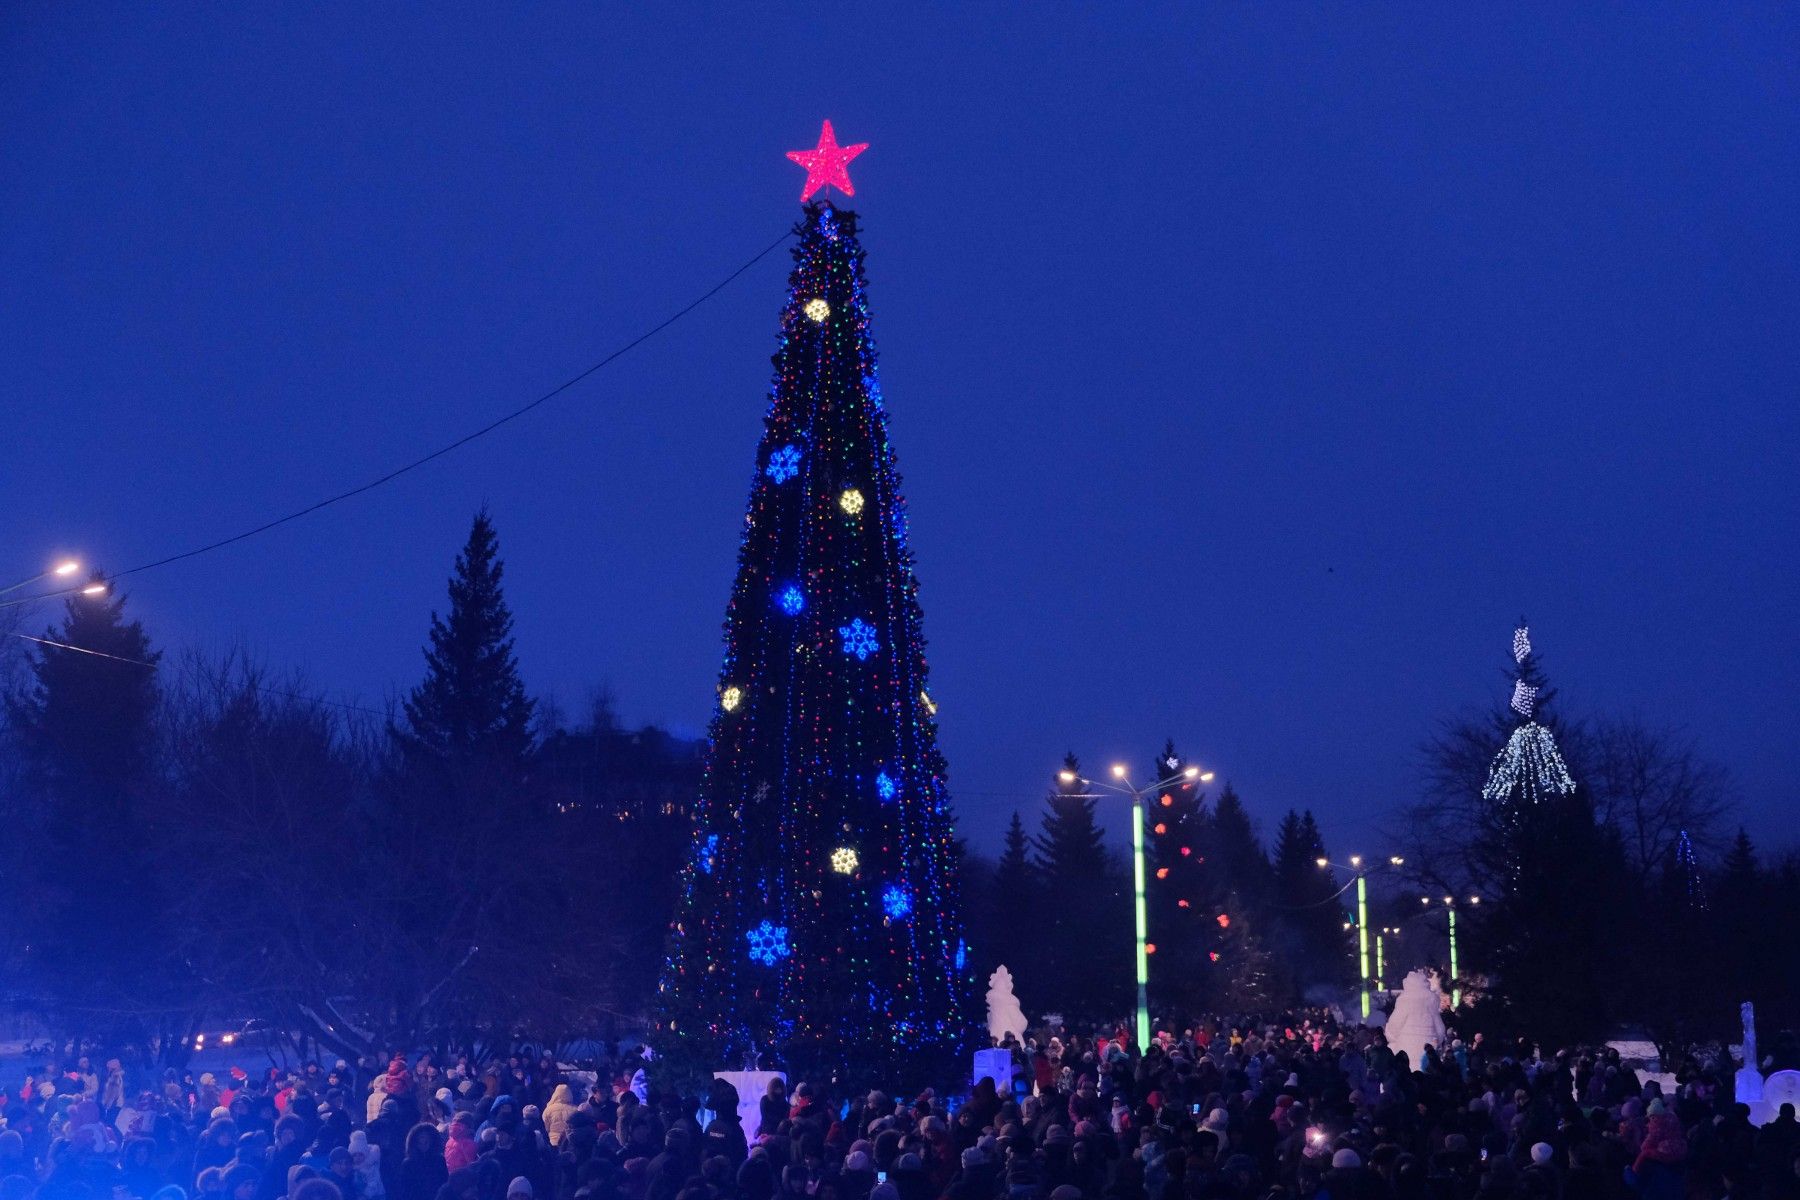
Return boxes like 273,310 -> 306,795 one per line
1035,753 -> 1128,1018
7,580 -> 169,1022
399,509 -> 534,770
1467,623 -> 1625,1044
1213,894 -> 1286,1012
1207,785 -> 1271,906
1145,741 -> 1208,1009
1720,828 -> 1758,895
1188,784 -> 1268,1003
990,811 -> 1040,990
377,512 -> 556,1044
1715,828 -> 1762,1012
1270,809 -> 1350,993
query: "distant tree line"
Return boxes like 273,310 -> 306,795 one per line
1398,627 -> 1793,1061
964,632 -> 1787,1062
0,510 -> 698,1066
1,526 -> 1784,1067
963,749 -> 1354,1027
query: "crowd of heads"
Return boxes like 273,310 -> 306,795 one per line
1,1014 -> 1795,1200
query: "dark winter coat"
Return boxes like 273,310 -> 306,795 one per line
400,1150 -> 450,1200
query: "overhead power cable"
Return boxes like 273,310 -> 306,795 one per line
9,225 -> 796,607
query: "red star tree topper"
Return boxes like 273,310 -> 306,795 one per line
786,120 -> 868,202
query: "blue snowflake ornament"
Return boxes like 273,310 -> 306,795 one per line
765,444 -> 802,484
778,585 -> 805,615
874,771 -> 898,802
746,920 -> 790,966
881,885 -> 913,920
695,833 -> 719,875
838,617 -> 880,660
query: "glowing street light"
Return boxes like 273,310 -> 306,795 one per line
1375,925 -> 1402,991
1318,852 -> 1408,1020
1,559 -> 82,597
1057,753 -> 1216,1050
1423,894 -> 1480,1007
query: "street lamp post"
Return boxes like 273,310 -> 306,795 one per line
1318,854 -> 1404,1020
1421,895 -> 1479,1007
1375,926 -> 1401,992
0,560 -> 79,598
1059,760 -> 1213,1050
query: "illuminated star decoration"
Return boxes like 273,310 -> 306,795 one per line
786,120 -> 869,202
746,920 -> 790,966
838,617 -> 879,660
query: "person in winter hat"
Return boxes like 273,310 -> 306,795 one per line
1628,1102 -> 1689,1200
444,1112 -> 478,1173
365,1079 -> 387,1126
395,1124 -> 446,1200
222,1164 -> 261,1200
701,1079 -> 747,1167
1200,1109 -> 1231,1152
349,1130 -> 385,1200
192,1118 -> 240,1183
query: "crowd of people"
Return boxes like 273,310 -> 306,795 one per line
0,1016 -> 1795,1200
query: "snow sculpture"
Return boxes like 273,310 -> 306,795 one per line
1384,969 -> 1446,1067
1739,1001 -> 1765,1105
987,965 -> 1027,1045
1765,1071 -> 1800,1114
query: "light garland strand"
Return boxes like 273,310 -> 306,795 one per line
1481,721 -> 1576,804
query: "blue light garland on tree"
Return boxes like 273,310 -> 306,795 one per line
658,187 -> 971,1084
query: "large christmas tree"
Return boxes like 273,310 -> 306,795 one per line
659,127 -> 970,1082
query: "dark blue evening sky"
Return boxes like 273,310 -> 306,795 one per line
4,4 -> 1796,856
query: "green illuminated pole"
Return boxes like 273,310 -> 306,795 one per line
1357,870 -> 1370,1019
1130,792 -> 1150,1049
1447,904 -> 1460,1007
1375,932 -> 1385,991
